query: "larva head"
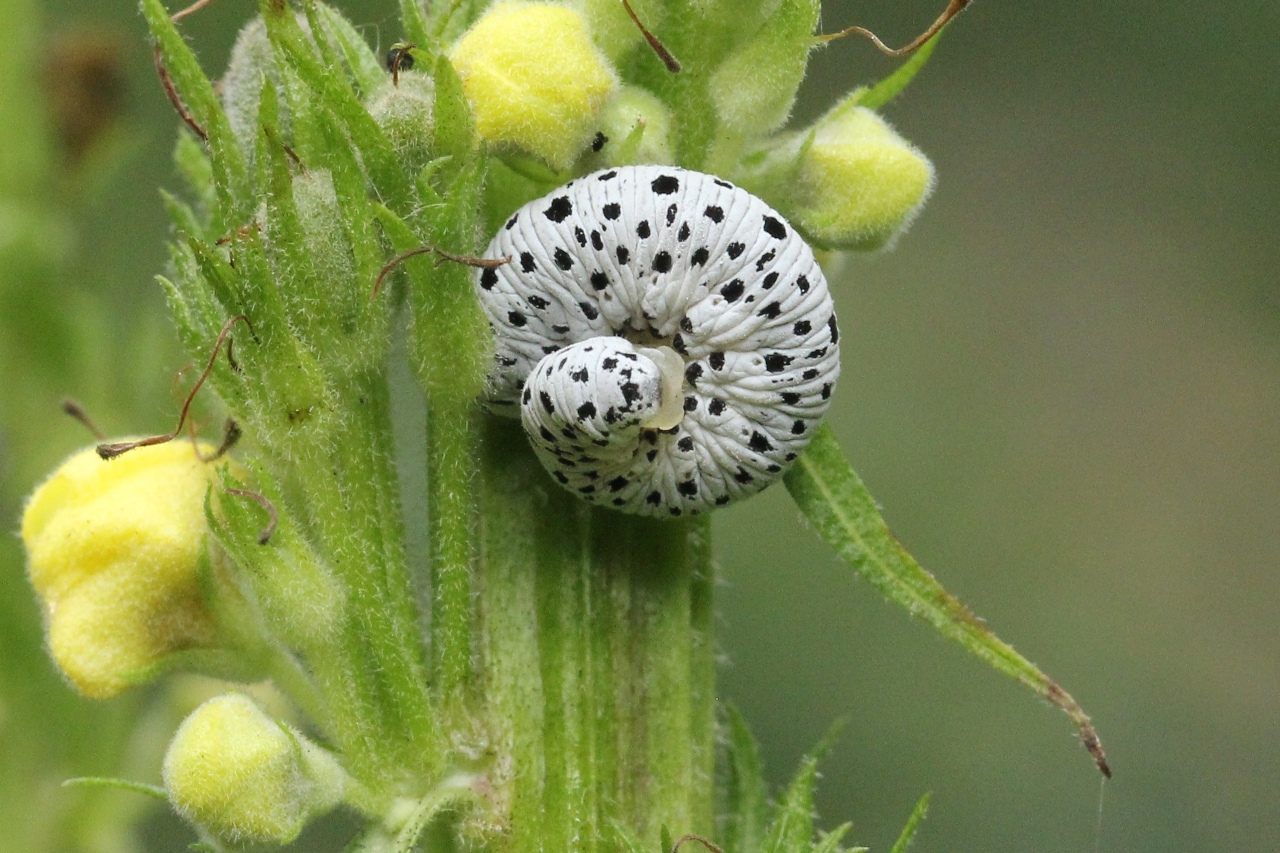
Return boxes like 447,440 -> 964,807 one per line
476,166 -> 841,517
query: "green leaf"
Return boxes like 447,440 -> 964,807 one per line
888,793 -> 930,853
857,31 -> 943,112
811,823 -> 853,853
62,777 -> 168,801
784,424 -> 1110,777
431,54 -> 473,167
721,705 -> 769,853
761,753 -> 817,853
316,2 -> 387,96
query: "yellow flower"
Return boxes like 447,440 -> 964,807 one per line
790,104 -> 935,251
164,693 -> 345,845
450,2 -> 616,169
21,441 -> 230,698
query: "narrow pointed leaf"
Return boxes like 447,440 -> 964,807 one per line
888,793 -> 930,853
858,31 -> 943,112
785,424 -> 1110,776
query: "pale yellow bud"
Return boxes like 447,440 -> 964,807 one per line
789,105 -> 935,250
164,694 -> 345,846
21,442 -> 231,698
450,2 -> 616,169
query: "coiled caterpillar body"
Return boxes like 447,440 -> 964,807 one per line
475,166 -> 840,517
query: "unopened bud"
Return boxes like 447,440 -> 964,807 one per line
163,694 -> 346,846
450,2 -> 616,170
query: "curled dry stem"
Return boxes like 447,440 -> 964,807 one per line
371,246 -> 510,298
96,315 -> 253,460
224,487 -> 279,544
818,0 -> 971,56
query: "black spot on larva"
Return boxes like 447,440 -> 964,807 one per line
720,279 -> 745,302
505,214 -> 518,230
796,274 -> 810,294
558,356 -> 569,370
667,204 -> 678,226
593,439 -> 609,448
821,383 -> 832,399
651,174 -> 680,194
704,205 -> 724,223
764,353 -> 793,373
646,490 -> 662,506
683,396 -> 698,412
552,324 -> 571,334
766,464 -> 781,473
602,357 -> 618,370
519,252 -> 536,273
691,247 -> 709,266
726,242 -> 746,259
579,485 -> 596,494
672,334 -> 688,355
677,436 -> 694,452
538,426 -> 555,442
709,352 -> 725,370
608,476 -> 629,492
577,402 -> 597,420
748,431 -> 773,453
636,220 -> 651,239
501,356 -> 519,367
685,362 -> 703,383
791,420 -> 806,435
508,310 -> 527,327
616,245 -> 630,264
574,227 -> 588,247
780,391 -> 800,405
553,247 -> 574,270
762,271 -> 779,289
545,196 -> 573,222
756,251 -> 777,272
679,316 -> 694,333
758,302 -> 782,319
591,230 -> 604,251
708,398 -> 726,416
762,215 -> 786,239
579,301 -> 599,320
793,320 -> 812,336
539,391 -> 554,413
828,315 -> 839,344
677,480 -> 698,497
678,222 -> 691,241
604,407 -> 619,424
541,344 -> 560,354
570,367 -> 589,383
523,387 -> 532,404
785,453 -> 796,461
715,495 -> 731,506
621,352 -> 639,361
554,471 -> 569,484
714,178 -> 733,188
480,268 -> 498,289
598,170 -> 618,181
592,131 -> 608,151
613,498 -> 627,506
807,347 -> 828,359
653,251 -> 673,273
733,467 -> 753,484
603,202 -> 622,220
646,449 -> 658,461
527,294 -> 549,310
590,270 -> 609,290
621,382 -> 641,404
803,368 -> 819,380
670,507 -> 683,517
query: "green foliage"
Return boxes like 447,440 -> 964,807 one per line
2,0 -> 1105,849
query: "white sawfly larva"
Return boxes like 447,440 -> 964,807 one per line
474,165 -> 840,517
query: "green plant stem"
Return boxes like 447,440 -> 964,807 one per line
477,418 -> 715,850
291,372 -> 436,786
427,399 -> 480,709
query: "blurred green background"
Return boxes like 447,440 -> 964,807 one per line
2,1 -> 1276,851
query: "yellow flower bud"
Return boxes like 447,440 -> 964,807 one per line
164,694 -> 345,846
21,441 -> 230,698
450,2 -> 616,170
790,105 -> 935,251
